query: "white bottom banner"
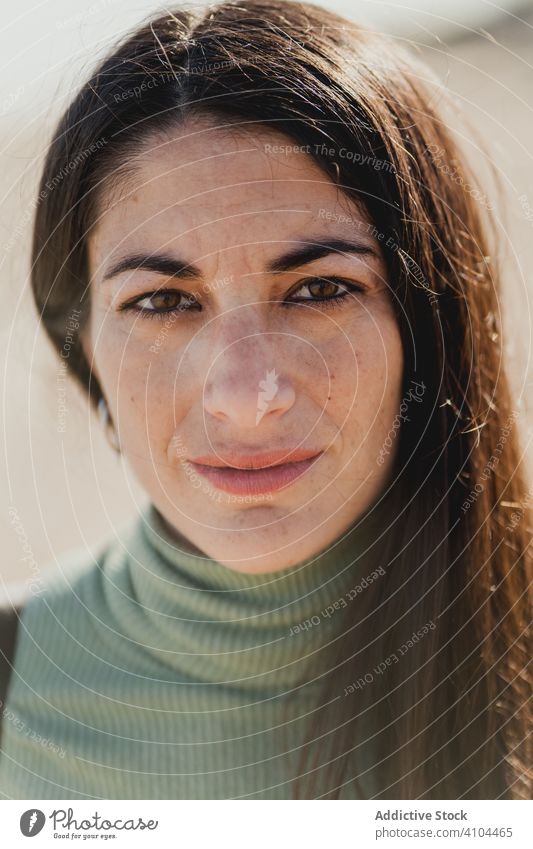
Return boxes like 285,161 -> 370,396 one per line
0,799 -> 531,848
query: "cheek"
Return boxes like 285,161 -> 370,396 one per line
329,315 -> 404,450
93,327 -> 177,450
325,312 -> 403,405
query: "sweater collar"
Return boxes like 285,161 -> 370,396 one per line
120,496 -> 389,692
138,499 -> 386,613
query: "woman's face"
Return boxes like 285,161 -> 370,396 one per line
85,117 -> 404,573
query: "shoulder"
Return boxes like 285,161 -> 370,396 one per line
8,514 -> 142,645
0,545 -> 99,699
0,511 -> 145,688
18,538 -> 117,634
0,533 -> 121,674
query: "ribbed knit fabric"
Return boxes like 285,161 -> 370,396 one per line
0,500 -> 386,799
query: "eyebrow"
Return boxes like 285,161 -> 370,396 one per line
102,253 -> 200,282
266,238 -> 379,273
101,238 -> 379,283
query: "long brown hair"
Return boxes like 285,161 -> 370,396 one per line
30,0 -> 532,799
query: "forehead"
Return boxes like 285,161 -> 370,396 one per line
89,117 -> 378,268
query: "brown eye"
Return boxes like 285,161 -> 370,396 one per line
305,279 -> 342,299
286,276 -> 364,308
121,288 -> 200,316
153,292 -> 178,310
140,291 -> 185,311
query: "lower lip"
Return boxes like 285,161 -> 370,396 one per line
189,455 -> 322,496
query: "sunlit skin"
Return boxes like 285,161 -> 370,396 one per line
83,116 -> 404,573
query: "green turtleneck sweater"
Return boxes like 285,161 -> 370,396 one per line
0,501 -> 386,799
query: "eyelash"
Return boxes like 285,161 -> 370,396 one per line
118,277 -> 365,321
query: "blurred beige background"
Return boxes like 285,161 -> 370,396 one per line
2,0 -> 533,599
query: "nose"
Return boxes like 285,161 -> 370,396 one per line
203,333 -> 296,428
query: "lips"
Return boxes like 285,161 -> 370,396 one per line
188,448 -> 323,495
190,448 -> 321,469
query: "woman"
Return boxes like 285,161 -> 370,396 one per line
0,0 -> 531,800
